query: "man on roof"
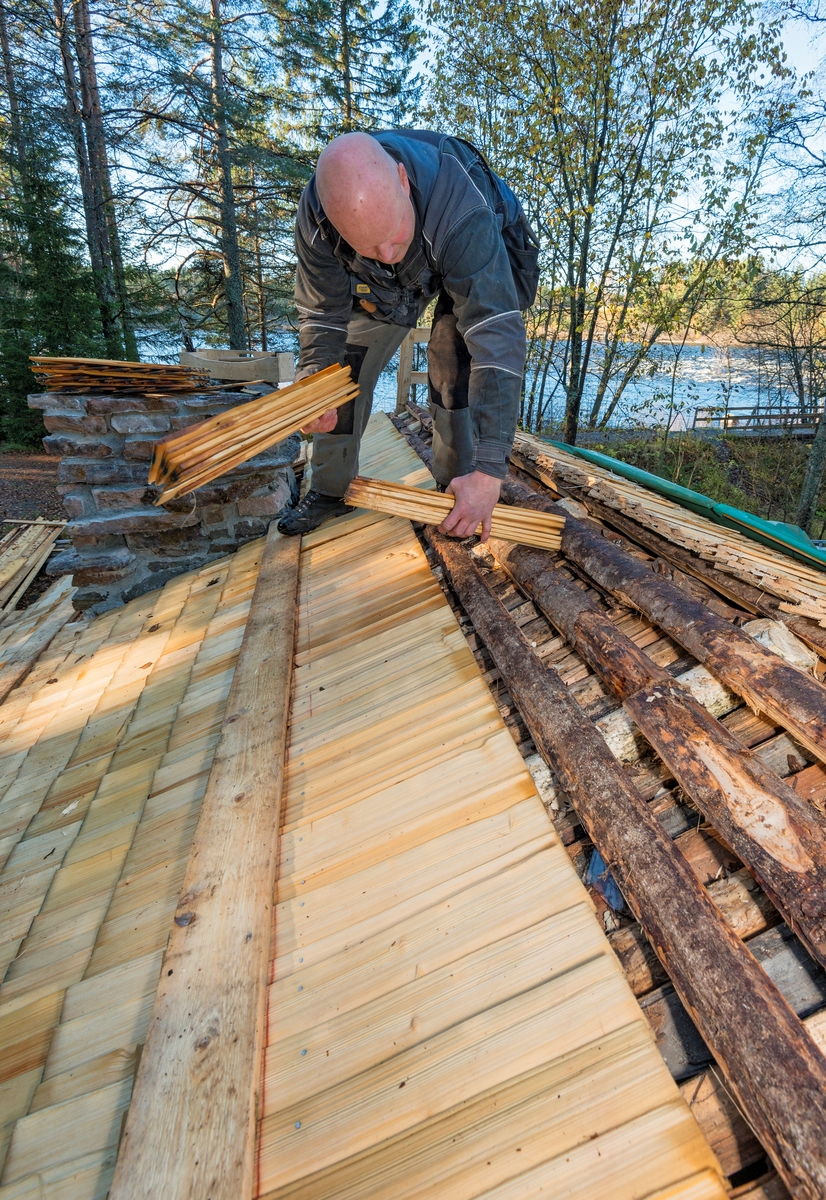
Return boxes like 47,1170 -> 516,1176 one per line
277,129 -> 540,540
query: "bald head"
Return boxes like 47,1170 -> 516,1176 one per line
316,133 -> 416,264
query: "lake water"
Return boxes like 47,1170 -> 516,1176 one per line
371,342 -> 803,431
147,330 -> 805,433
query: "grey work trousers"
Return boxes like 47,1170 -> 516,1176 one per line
310,299 -> 475,497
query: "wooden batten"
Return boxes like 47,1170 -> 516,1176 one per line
108,526 -> 300,1200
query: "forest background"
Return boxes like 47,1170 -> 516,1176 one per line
3,0 -> 826,530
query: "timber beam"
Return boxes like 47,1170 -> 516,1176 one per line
491,471 -> 826,770
488,537 -> 826,971
427,527 -> 826,1200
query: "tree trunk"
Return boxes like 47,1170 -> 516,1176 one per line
68,0 -> 124,357
489,537 -> 826,970
74,0 -> 137,357
250,166 -> 267,351
340,0 -> 353,129
562,219 -> 583,444
107,210 -> 138,359
210,0 -> 247,352
0,0 -> 27,182
796,401 -> 826,534
427,528 -> 826,1200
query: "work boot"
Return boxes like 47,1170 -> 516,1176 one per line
277,489 -> 353,536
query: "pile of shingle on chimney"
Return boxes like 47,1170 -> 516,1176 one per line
29,385 -> 300,615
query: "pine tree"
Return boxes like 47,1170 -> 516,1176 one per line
275,0 -> 421,142
0,0 -> 104,444
0,141 -> 104,444
108,0 -> 308,350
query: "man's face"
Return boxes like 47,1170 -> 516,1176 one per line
343,164 -> 416,265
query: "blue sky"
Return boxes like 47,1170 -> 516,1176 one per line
784,14 -> 826,77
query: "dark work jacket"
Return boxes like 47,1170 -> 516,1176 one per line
294,129 -> 537,479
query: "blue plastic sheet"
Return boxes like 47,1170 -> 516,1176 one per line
585,848 -> 627,912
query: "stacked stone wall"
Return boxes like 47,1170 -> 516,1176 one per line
29,387 -> 299,613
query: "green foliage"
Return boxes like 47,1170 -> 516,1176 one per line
0,142 -> 104,446
589,431 -> 826,533
275,0 -> 422,141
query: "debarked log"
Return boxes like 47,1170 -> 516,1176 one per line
488,539 -> 826,972
494,473 -> 826,771
427,527 -> 826,1200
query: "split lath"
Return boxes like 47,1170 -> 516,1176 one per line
254,415 -> 727,1200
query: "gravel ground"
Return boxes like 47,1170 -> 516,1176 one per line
0,453 -> 63,521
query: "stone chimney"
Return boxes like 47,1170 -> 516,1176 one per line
29,386 -> 300,614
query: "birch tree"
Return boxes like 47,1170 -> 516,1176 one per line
429,0 -> 790,443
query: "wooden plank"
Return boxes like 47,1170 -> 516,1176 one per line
268,847 -> 577,1041
427,528 -> 826,1200
680,1068 -> 764,1177
257,416 -> 724,1200
258,957 -> 646,1192
108,528 -> 300,1200
257,1023 -> 691,1200
0,530 -> 62,618
273,798 -> 556,973
643,922 -> 826,1081
263,905 -> 604,1110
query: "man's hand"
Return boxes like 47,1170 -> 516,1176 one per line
300,407 -> 338,434
439,470 -> 501,542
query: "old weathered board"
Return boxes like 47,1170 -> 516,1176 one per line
108,528 -> 300,1200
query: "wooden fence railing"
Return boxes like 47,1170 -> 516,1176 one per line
394,326 -> 431,413
693,405 -> 823,433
